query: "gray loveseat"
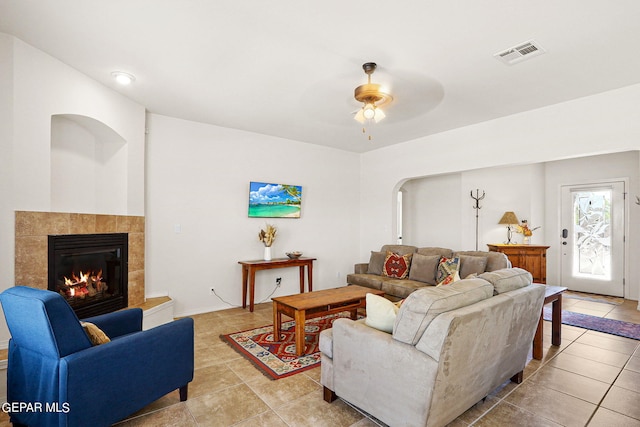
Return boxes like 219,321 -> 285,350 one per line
347,244 -> 511,299
321,268 -> 545,427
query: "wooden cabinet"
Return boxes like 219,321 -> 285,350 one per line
487,244 -> 550,284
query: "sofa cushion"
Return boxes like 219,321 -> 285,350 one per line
382,251 -> 412,279
478,268 -> 532,294
408,254 -> 440,285
381,278 -> 429,299
455,251 -> 510,271
458,255 -> 488,279
393,278 -> 494,345
381,245 -> 417,256
365,293 -> 399,333
367,251 -> 386,275
436,257 -> 460,285
346,273 -> 383,290
416,247 -> 453,258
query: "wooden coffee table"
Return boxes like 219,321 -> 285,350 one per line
272,285 -> 385,356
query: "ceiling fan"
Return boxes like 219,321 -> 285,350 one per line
353,62 -> 393,140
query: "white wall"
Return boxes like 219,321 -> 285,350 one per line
0,34 -> 14,345
401,164 -> 546,251
398,154 -> 639,299
10,36 -> 145,215
0,34 -> 146,344
360,84 -> 640,300
462,164 -> 546,249
544,151 -> 640,299
401,173 -> 463,248
145,114 -> 361,316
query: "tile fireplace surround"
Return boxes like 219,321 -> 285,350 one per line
14,211 -> 145,308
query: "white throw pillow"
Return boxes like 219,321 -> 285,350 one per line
365,293 -> 399,333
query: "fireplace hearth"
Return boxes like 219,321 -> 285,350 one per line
48,233 -> 128,318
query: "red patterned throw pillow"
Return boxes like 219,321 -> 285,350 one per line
382,251 -> 413,279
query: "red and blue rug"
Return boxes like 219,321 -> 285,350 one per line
222,312 -> 355,380
543,306 -> 640,340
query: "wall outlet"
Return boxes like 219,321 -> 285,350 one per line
276,277 -> 282,286
209,287 -> 215,295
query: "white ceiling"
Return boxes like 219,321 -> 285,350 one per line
2,1 -> 640,153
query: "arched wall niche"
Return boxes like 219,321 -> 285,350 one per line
50,114 -> 127,214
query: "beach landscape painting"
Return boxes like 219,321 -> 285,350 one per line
248,182 -> 302,218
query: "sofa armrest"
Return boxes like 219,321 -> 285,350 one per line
354,263 -> 369,274
81,308 -> 143,338
328,318 -> 438,427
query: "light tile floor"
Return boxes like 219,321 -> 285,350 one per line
2,293 -> 638,426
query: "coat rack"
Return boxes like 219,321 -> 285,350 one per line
470,189 -> 485,251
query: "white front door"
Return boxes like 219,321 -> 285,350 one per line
560,181 -> 625,296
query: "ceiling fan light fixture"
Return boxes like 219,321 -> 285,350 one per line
373,107 -> 385,122
352,62 -> 392,139
363,103 -> 376,120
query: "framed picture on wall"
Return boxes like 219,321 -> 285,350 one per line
248,182 -> 302,218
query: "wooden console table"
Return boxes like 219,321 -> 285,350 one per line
487,244 -> 550,284
238,257 -> 316,312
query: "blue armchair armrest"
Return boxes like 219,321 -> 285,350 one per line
60,317 -> 194,426
81,308 -> 143,338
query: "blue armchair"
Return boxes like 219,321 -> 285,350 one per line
0,286 -> 194,427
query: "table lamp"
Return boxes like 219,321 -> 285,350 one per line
498,211 -> 519,244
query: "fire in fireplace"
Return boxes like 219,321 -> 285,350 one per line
48,233 -> 128,318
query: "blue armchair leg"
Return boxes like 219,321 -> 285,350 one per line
179,384 -> 189,401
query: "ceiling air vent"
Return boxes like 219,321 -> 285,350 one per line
495,40 -> 546,65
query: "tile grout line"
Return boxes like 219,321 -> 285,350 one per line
583,350 -> 637,426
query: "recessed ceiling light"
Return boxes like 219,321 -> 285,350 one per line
111,71 -> 136,85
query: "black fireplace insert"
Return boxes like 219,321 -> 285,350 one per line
48,233 -> 128,318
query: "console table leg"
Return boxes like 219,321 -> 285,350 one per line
249,269 -> 256,312
241,266 -> 248,309
307,264 -> 313,292
299,266 -> 305,293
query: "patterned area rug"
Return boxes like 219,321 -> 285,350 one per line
222,312 -> 355,379
543,307 -> 640,340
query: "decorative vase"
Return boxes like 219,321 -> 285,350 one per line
523,236 -> 530,245
264,246 -> 272,261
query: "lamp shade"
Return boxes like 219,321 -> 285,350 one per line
498,211 -> 519,225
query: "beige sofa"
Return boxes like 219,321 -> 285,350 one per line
321,268 -> 545,427
347,244 -> 511,299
